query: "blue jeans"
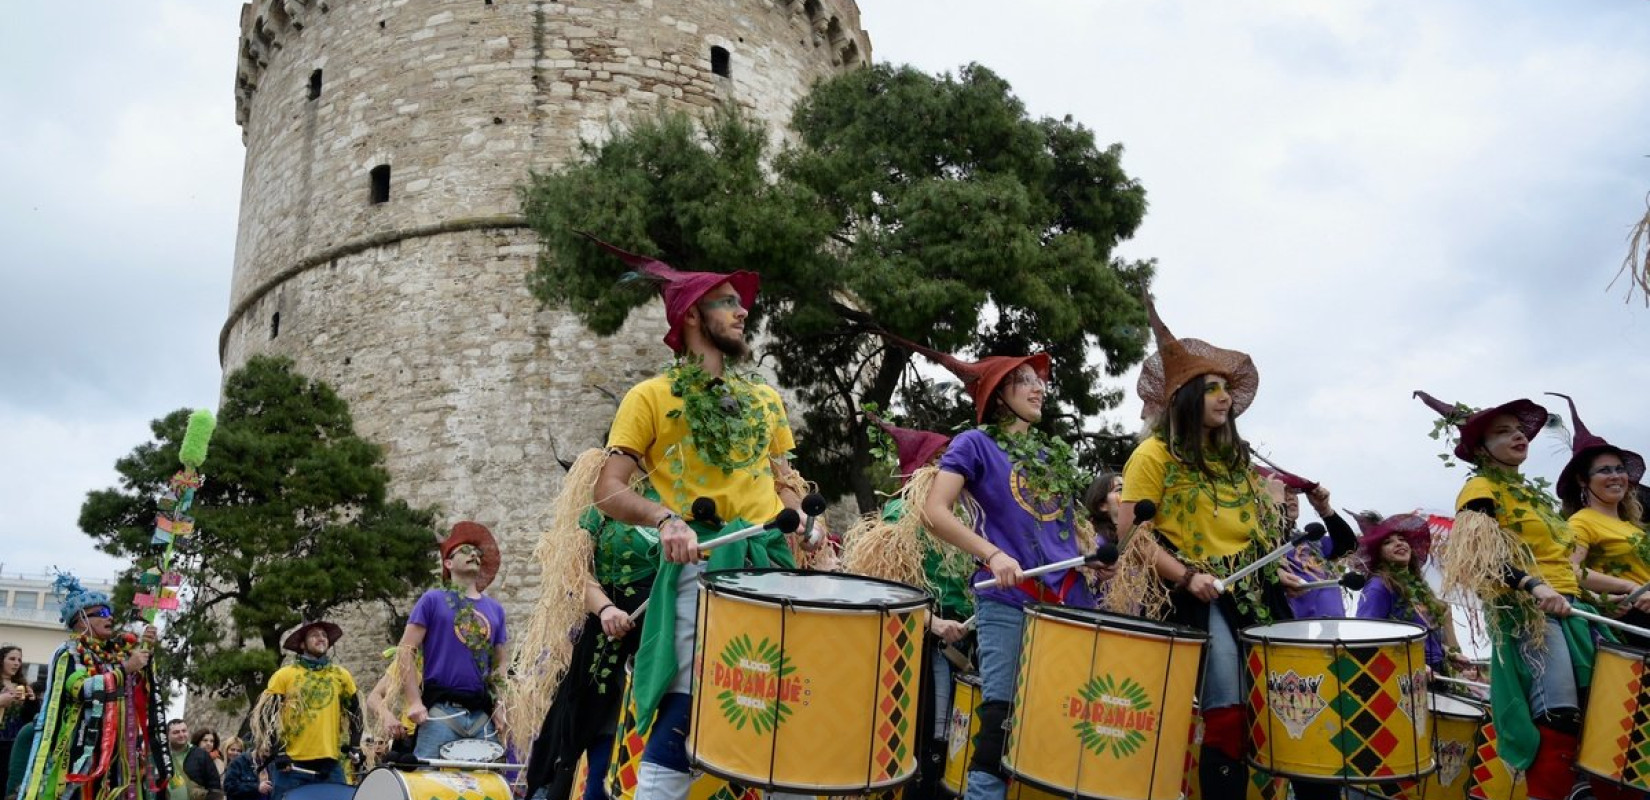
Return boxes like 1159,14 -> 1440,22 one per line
1202,604 -> 1242,710
1521,617 -> 1580,716
964,599 -> 1024,800
269,760 -> 345,800
931,645 -> 956,741
413,703 -> 497,759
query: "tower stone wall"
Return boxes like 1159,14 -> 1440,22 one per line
215,0 -> 868,720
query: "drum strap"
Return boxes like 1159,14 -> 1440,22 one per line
1013,570 -> 1079,605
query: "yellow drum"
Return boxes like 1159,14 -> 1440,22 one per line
1243,618 -> 1433,783
690,570 -> 930,794
1387,692 -> 1485,800
354,768 -> 511,800
1579,639 -> 1650,791
1182,708 -> 1288,800
1004,606 -> 1205,800
605,660 -> 762,800
941,674 -> 1059,799
1465,718 -> 1527,800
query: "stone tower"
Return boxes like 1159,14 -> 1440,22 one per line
220,0 -> 869,678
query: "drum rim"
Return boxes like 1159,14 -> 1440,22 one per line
1239,616 -> 1429,646
1244,756 -> 1439,785
700,567 -> 932,610
1428,691 -> 1487,720
690,750 -> 916,794
1024,602 -> 1210,641
1595,638 -> 1650,661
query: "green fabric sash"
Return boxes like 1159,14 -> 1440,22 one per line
1487,599 -> 1610,770
629,517 -> 795,735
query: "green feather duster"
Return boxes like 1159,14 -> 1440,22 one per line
179,409 -> 216,470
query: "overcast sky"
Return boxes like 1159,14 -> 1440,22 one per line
4,1 -> 1649,590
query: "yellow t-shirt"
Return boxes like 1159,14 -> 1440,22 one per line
1570,507 -> 1650,586
1456,475 -> 1578,596
266,664 -> 358,761
1121,435 -> 1274,561
608,373 -> 794,525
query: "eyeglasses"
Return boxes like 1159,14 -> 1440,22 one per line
1591,465 -> 1631,477
699,295 -> 743,312
83,607 -> 113,619
450,545 -> 481,557
1006,373 -> 1047,390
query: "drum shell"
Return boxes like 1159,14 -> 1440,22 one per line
689,570 -> 930,794
1004,605 -> 1206,800
605,660 -> 763,800
1578,640 -> 1650,791
1387,693 -> 1486,800
1182,710 -> 1288,800
354,768 -> 511,800
1242,619 -> 1434,782
1464,718 -> 1527,800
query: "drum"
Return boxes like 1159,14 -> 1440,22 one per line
1003,605 -> 1205,800
1242,618 -> 1433,782
689,569 -> 931,794
354,768 -> 511,800
1464,718 -> 1527,800
1182,710 -> 1288,800
1578,639 -> 1650,792
606,660 -> 763,800
1387,693 -> 1485,800
941,674 -> 1059,799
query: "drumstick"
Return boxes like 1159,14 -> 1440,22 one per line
1563,606 -> 1650,641
1434,675 -> 1491,692
626,508 -> 802,621
972,542 -> 1120,590
626,599 -> 649,622
800,493 -> 828,549
1620,582 -> 1650,607
1115,500 -> 1158,550
1211,523 -> 1326,594
1296,573 -> 1368,591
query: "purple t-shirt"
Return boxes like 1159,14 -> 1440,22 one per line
1283,535 -> 1344,619
409,589 -> 509,693
1356,576 -> 1445,668
938,429 -> 1096,609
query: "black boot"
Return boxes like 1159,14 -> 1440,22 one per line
1199,749 -> 1251,800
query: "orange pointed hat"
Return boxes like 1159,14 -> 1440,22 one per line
874,332 -> 1049,424
1136,293 -> 1259,421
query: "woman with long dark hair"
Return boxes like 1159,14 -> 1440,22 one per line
1352,513 -> 1460,673
0,644 -> 35,796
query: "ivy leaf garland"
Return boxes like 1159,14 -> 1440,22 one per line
662,359 -> 786,505
982,424 -> 1088,513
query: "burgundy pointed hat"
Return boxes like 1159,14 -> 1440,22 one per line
1354,512 -> 1432,567
874,332 -> 1050,424
579,232 -> 759,354
1137,293 -> 1258,421
441,521 -> 501,591
1546,392 -> 1645,508
868,413 -> 951,483
1413,390 -> 1548,463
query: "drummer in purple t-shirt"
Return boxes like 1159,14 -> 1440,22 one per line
1277,488 -> 1359,621
877,335 -> 1107,800
394,522 -> 510,760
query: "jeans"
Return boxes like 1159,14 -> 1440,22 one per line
413,702 -> 497,759
1202,604 -> 1242,710
1522,617 -> 1580,716
269,761 -> 345,800
964,599 -> 1025,800
932,644 -> 956,741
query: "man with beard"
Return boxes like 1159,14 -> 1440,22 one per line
17,573 -> 162,800
584,236 -> 813,800
253,621 -> 359,800
393,522 -> 509,759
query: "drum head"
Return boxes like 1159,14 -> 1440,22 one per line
281,784 -> 355,800
701,569 -> 930,610
1429,692 -> 1486,720
1027,603 -> 1209,642
1241,617 -> 1427,645
439,737 -> 505,762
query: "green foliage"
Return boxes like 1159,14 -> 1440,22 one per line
79,355 -> 440,710
522,62 -> 1153,509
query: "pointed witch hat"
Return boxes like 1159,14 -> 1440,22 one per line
1136,293 -> 1259,421
1353,512 -> 1432,567
1413,390 -> 1548,463
1545,392 -> 1645,509
872,332 -> 1050,424
579,232 -> 759,354
868,413 -> 952,484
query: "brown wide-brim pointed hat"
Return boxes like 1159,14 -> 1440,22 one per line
869,413 -> 952,484
579,232 -> 759,354
1413,390 -> 1548,463
874,332 -> 1050,424
282,620 -> 345,653
441,521 -> 501,591
1136,293 -> 1258,421
1354,513 -> 1432,567
1546,392 -> 1646,508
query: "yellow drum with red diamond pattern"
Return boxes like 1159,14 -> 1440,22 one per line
1578,639 -> 1650,792
1003,606 -> 1205,800
1242,619 -> 1433,783
689,570 -> 930,795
